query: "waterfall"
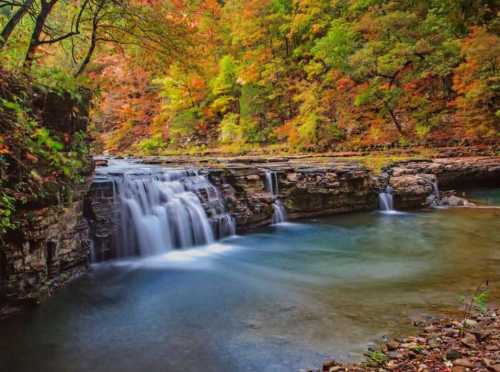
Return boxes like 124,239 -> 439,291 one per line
378,186 -> 394,211
430,181 -> 440,206
264,170 -> 287,224
264,171 -> 279,195
96,161 -> 235,260
432,181 -> 439,199
272,200 -> 287,224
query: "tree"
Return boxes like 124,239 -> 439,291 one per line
453,27 -> 500,139
0,0 -> 34,48
23,0 -> 87,70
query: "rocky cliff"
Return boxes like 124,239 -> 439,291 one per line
0,71 -> 92,317
0,184 -> 91,316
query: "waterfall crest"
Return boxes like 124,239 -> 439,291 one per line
97,161 -> 235,259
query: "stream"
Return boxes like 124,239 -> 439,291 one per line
0,189 -> 499,372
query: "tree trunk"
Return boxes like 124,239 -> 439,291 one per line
23,0 -> 58,70
387,107 -> 403,133
75,0 -> 105,77
74,34 -> 96,77
0,0 -> 34,48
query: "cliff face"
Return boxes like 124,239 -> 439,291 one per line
0,72 -> 92,317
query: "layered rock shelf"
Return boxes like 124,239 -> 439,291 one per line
384,157 -> 500,209
86,156 -> 500,259
206,162 -> 377,231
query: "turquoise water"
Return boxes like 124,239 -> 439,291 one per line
466,188 -> 500,206
1,192 -> 499,372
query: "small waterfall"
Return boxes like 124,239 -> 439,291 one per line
432,181 -> 439,199
430,181 -> 440,206
272,200 -> 287,224
264,171 -> 279,195
96,162 -> 235,260
378,186 -> 394,211
264,170 -> 287,224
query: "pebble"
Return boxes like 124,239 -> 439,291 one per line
446,349 -> 463,360
461,334 -> 477,348
464,319 -> 478,328
454,358 -> 474,368
401,342 -> 418,349
322,359 -> 337,371
427,338 -> 440,348
386,341 -> 399,351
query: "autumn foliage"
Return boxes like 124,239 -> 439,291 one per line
1,0 -> 499,154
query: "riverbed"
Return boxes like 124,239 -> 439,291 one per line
1,190 -> 499,372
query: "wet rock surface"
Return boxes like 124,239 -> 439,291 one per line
440,194 -> 477,207
388,174 -> 435,209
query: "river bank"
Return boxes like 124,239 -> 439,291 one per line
319,306 -> 500,372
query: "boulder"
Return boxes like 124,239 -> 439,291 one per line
440,195 -> 476,207
389,174 -> 435,209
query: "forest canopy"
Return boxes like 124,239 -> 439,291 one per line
1,0 -> 499,154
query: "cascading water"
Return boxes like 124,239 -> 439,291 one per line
264,171 -> 279,196
272,200 -> 287,224
378,186 -> 395,211
430,181 -> 440,206
264,170 -> 287,223
96,160 -> 235,260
